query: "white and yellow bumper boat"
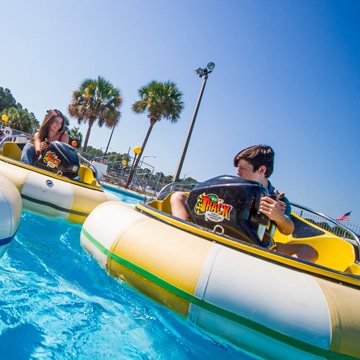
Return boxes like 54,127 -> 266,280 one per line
0,140 -> 118,223
0,174 -> 22,258
81,176 -> 360,359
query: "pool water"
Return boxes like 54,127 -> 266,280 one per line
0,190 -> 257,359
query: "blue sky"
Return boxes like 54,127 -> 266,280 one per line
1,0 -> 360,224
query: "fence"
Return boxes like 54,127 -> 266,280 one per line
291,203 -> 360,242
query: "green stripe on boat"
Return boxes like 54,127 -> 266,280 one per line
81,226 -> 358,360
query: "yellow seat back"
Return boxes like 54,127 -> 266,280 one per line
274,213 -> 357,272
147,191 -> 191,214
1,142 -> 24,161
78,165 -> 98,185
290,236 -> 355,272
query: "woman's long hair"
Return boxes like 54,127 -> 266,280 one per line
38,109 -> 65,141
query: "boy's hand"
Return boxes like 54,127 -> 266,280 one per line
277,191 -> 287,213
260,190 -> 286,223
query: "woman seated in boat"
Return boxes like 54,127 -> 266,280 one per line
171,145 -> 318,263
20,109 -> 69,165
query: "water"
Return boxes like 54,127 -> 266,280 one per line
0,188 -> 256,360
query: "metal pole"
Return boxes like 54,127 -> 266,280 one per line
173,74 -> 208,182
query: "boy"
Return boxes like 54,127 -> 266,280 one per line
171,145 -> 318,262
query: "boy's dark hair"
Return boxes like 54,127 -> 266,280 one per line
233,145 -> 274,178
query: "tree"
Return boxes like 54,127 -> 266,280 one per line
68,76 -> 123,152
0,88 -> 17,112
1,107 -> 39,133
125,81 -> 184,188
183,176 -> 197,183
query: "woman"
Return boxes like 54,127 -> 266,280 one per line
21,109 -> 69,165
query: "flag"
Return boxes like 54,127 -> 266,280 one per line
336,211 -> 351,222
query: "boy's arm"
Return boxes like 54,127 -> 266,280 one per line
260,191 -> 294,235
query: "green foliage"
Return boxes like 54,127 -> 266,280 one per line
68,76 -> 123,152
68,126 -> 83,148
85,146 -> 103,156
1,107 -> 39,133
0,87 -> 17,112
155,171 -> 165,178
0,87 -> 39,133
132,80 -> 184,124
183,176 -> 197,183
129,80 -> 184,181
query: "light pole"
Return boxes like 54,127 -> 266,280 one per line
173,62 -> 215,182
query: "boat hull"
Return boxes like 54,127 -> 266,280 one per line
81,201 -> 360,359
0,157 -> 118,223
0,174 -> 22,258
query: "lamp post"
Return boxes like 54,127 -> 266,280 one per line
125,146 -> 142,189
173,62 -> 215,182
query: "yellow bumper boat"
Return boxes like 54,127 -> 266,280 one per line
81,176 -> 360,359
0,139 -> 118,223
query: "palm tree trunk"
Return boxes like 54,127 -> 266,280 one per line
104,124 -> 115,156
82,118 -> 95,152
125,120 -> 155,188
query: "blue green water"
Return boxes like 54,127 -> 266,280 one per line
0,188 -> 257,360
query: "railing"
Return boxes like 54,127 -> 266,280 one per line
291,202 -> 360,260
0,133 -> 33,149
156,181 -> 199,199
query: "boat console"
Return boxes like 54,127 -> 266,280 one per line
35,141 -> 80,179
185,175 -> 274,247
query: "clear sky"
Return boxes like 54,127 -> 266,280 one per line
1,0 -> 360,224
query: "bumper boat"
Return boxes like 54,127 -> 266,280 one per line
81,176 -> 360,359
0,139 -> 118,223
0,174 -> 22,259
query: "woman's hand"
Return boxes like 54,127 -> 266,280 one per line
39,141 -> 49,151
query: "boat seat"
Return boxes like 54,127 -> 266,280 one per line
344,262 -> 360,275
78,165 -> 97,185
286,236 -> 356,272
1,142 -> 24,161
274,214 -> 358,272
147,191 -> 174,214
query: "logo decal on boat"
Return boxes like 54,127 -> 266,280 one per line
194,193 -> 233,222
43,151 -> 61,168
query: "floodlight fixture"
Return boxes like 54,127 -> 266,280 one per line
207,62 -> 215,70
195,67 -> 204,77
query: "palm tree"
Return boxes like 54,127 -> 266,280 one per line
126,81 -> 184,188
68,76 -> 123,152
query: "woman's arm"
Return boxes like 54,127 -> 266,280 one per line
60,133 -> 69,144
33,132 -> 42,157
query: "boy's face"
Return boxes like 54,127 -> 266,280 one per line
236,159 -> 266,184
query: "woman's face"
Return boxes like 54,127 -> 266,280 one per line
50,116 -> 63,132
